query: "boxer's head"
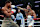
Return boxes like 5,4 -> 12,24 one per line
5,1 -> 12,8
27,4 -> 32,11
18,9 -> 20,13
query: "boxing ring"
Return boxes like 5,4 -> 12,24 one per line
0,18 -> 40,27
21,18 -> 40,27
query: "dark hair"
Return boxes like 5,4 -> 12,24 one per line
5,1 -> 11,4
27,4 -> 32,8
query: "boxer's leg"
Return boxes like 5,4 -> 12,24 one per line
9,18 -> 19,27
1,18 -> 19,27
28,20 -> 34,27
1,18 -> 12,27
1,19 -> 9,27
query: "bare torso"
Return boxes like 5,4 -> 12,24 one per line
25,9 -> 34,18
2,7 -> 11,18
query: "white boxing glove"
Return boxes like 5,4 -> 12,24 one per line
27,15 -> 32,18
11,5 -> 15,8
11,9 -> 16,14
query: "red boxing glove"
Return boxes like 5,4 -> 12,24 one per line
11,9 -> 16,14
11,11 -> 14,14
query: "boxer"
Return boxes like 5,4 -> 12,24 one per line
17,4 -> 36,27
1,1 -> 19,27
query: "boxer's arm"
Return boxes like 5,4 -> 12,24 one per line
0,15 -> 4,16
17,7 -> 24,10
17,7 -> 27,11
8,8 -> 11,13
0,15 -> 4,17
9,8 -> 11,10
0,15 -> 3,16
2,9 -> 12,16
32,10 -> 36,19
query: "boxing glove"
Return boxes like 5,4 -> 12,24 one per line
27,15 -> 32,18
11,9 -> 16,14
11,5 -> 15,8
11,5 -> 17,8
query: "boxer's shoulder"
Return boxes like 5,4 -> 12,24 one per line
2,7 -> 5,9
32,10 -> 35,12
2,7 -> 6,11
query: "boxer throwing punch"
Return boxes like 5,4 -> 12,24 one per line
17,4 -> 36,27
1,1 -> 19,27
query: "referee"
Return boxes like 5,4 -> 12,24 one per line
16,9 -> 24,27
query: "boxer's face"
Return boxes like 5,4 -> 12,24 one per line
27,5 -> 30,9
27,5 -> 31,11
18,10 -> 20,13
7,2 -> 11,7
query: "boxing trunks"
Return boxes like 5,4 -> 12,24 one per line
1,18 -> 19,27
27,15 -> 34,26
